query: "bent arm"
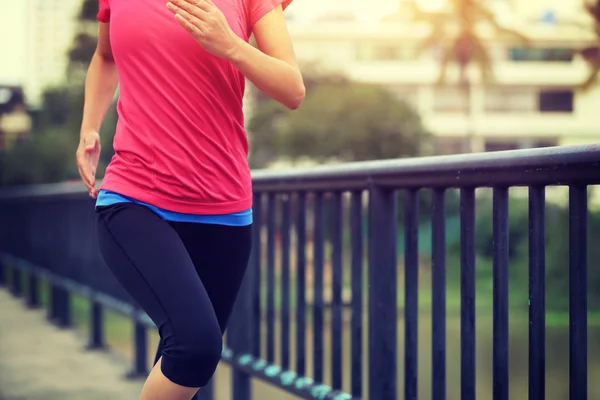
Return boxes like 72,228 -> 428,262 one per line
81,23 -> 119,136
228,5 -> 305,110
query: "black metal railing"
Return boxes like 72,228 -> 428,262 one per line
0,144 -> 598,400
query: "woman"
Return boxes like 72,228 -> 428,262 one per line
75,0 -> 304,398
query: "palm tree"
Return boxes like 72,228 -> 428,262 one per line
413,0 -> 527,153
581,0 -> 600,90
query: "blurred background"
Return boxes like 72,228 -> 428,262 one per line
1,0 -> 600,399
1,0 -> 599,183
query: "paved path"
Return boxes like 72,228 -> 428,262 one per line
0,289 -> 144,400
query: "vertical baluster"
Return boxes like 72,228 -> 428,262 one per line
266,193 -> 277,363
431,189 -> 446,400
194,380 -> 214,400
313,192 -> 325,382
12,260 -> 23,297
368,185 -> 398,400
569,185 -> 587,400
281,194 -> 291,370
405,189 -> 419,400
0,255 -> 6,286
127,316 -> 148,379
493,187 -> 509,400
252,193 -> 263,358
27,269 -> 40,308
48,284 -> 60,322
296,192 -> 307,376
350,191 -> 364,397
230,214 -> 258,400
88,295 -> 106,350
460,188 -> 476,400
331,191 -> 344,390
57,287 -> 72,328
11,261 -> 22,297
528,186 -> 545,400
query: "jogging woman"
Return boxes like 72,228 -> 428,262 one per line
75,0 -> 304,398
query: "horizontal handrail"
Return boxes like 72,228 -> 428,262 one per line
1,144 -> 600,199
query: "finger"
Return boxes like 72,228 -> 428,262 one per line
77,164 -> 94,193
76,156 -> 95,190
174,12 -> 204,36
168,0 -> 209,20
180,0 -> 213,13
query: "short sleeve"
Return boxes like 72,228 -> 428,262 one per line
97,0 -> 111,23
247,0 -> 292,28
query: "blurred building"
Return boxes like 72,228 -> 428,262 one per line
277,0 -> 600,153
25,0 -> 82,105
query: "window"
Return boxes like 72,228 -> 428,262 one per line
538,90 -> 574,113
434,137 -> 464,155
433,87 -> 469,113
485,141 -> 519,152
485,139 -> 558,152
484,88 -> 537,113
509,47 -> 575,62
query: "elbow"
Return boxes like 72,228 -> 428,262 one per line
95,48 -> 115,64
285,81 -> 305,110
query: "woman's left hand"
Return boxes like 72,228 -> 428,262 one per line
166,0 -> 240,60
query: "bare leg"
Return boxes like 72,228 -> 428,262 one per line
139,357 -> 200,400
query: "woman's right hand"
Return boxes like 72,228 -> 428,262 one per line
76,130 -> 101,198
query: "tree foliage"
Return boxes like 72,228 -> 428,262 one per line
414,0 -> 527,85
248,73 -> 430,168
1,0 -> 118,186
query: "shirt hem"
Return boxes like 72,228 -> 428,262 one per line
100,180 -> 253,215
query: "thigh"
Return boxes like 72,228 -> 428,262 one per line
171,222 -> 252,333
96,203 -> 220,344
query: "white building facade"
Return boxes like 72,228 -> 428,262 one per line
279,2 -> 600,153
24,0 -> 82,105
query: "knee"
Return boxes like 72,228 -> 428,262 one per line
161,323 -> 223,388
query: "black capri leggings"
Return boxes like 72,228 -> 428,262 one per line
96,202 -> 252,388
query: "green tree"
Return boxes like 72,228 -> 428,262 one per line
67,0 -> 101,81
248,76 -> 430,168
414,0 -> 527,153
1,0 -> 118,186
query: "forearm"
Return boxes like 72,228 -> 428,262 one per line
80,52 -> 119,136
229,37 -> 304,110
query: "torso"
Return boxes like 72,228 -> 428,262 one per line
100,0 -> 254,215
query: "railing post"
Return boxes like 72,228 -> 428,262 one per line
10,262 -> 23,297
193,379 -> 213,400
367,185 -> 397,400
569,185 -> 587,400
227,219 -> 260,400
87,295 -> 106,350
404,189 -> 420,400
492,187 -> 509,400
26,268 -> 41,308
127,315 -> 149,379
0,255 -> 6,287
56,287 -> 72,328
528,186 -> 545,399
48,284 -> 60,322
431,189 -> 447,400
460,188 -> 476,400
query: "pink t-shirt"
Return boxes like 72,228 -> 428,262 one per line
96,0 -> 291,214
